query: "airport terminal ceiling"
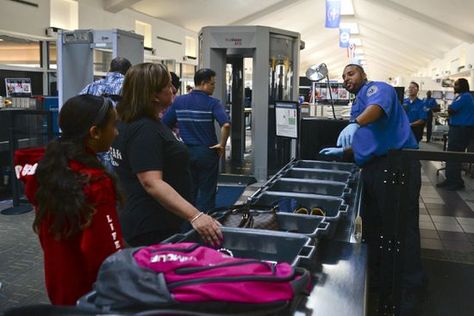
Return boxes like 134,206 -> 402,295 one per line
125,0 -> 474,81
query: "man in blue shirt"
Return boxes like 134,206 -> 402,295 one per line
163,68 -> 231,211
320,64 -> 423,315
79,57 -> 131,105
436,78 -> 474,190
423,91 -> 440,142
403,82 -> 427,143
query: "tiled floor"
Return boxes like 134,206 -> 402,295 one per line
416,141 -> 474,263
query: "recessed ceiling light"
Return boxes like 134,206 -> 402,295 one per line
341,0 -> 354,15
339,22 -> 359,34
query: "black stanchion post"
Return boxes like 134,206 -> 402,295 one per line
1,110 -> 52,215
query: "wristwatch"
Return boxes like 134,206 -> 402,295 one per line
349,118 -> 360,125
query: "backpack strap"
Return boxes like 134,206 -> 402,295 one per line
290,267 -> 311,296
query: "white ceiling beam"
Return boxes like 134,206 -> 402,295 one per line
364,0 -> 474,43
103,0 -> 141,13
358,22 -> 445,59
301,32 -> 339,52
366,60 -> 410,78
365,54 -> 417,73
229,0 -> 310,25
340,16 -> 445,58
363,39 -> 427,67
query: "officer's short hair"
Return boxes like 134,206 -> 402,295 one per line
344,64 -> 365,74
110,57 -> 132,75
410,81 -> 419,89
194,68 -> 216,86
456,78 -> 470,93
170,72 -> 180,91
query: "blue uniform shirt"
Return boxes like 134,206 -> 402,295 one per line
423,98 -> 438,112
351,81 -> 418,166
448,92 -> 474,126
403,97 -> 427,123
162,90 -> 230,146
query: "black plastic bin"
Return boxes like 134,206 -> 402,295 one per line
212,208 -> 329,239
282,167 -> 353,184
163,227 -> 315,269
291,160 -> 357,173
265,178 -> 351,199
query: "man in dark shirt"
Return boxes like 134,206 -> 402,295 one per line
163,68 -> 231,212
422,91 -> 440,142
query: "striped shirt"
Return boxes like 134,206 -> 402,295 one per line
162,90 -> 230,146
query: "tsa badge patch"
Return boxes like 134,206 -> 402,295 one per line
366,86 -> 378,97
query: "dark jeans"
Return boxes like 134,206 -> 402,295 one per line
425,111 -> 433,142
411,125 -> 424,143
361,157 -> 424,291
188,145 -> 219,212
445,126 -> 474,185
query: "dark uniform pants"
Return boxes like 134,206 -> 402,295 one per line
425,111 -> 433,142
446,126 -> 474,186
188,145 -> 219,212
361,157 -> 424,291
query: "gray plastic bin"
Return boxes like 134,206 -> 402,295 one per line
250,191 -> 348,220
163,227 -> 315,268
292,160 -> 356,173
250,191 -> 348,238
212,208 -> 329,239
266,178 -> 351,199
283,168 -> 353,183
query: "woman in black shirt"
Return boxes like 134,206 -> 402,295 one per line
112,63 -> 222,246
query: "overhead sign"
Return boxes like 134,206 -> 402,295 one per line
339,28 -> 350,48
325,0 -> 341,28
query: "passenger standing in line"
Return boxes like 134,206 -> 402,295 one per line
15,95 -> 124,305
422,90 -> 440,143
319,64 -> 423,315
111,63 -> 222,247
79,57 -> 131,104
403,81 -> 427,143
162,68 -> 231,212
79,57 -> 132,172
436,78 -> 474,191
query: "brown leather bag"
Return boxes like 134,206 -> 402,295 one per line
219,205 -> 280,231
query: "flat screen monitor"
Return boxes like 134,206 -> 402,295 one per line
337,85 -> 349,100
445,91 -> 455,100
431,91 -> 443,99
275,101 -> 298,139
5,78 -> 32,97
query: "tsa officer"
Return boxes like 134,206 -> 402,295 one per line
403,82 -> 427,143
320,64 -> 424,315
436,78 -> 474,190
423,91 -> 440,142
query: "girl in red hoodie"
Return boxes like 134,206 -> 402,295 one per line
15,95 -> 124,305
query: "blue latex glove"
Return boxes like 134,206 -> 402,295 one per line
337,122 -> 360,148
319,147 -> 344,158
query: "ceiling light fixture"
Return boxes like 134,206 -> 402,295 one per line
340,0 -> 354,15
339,22 -> 359,34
